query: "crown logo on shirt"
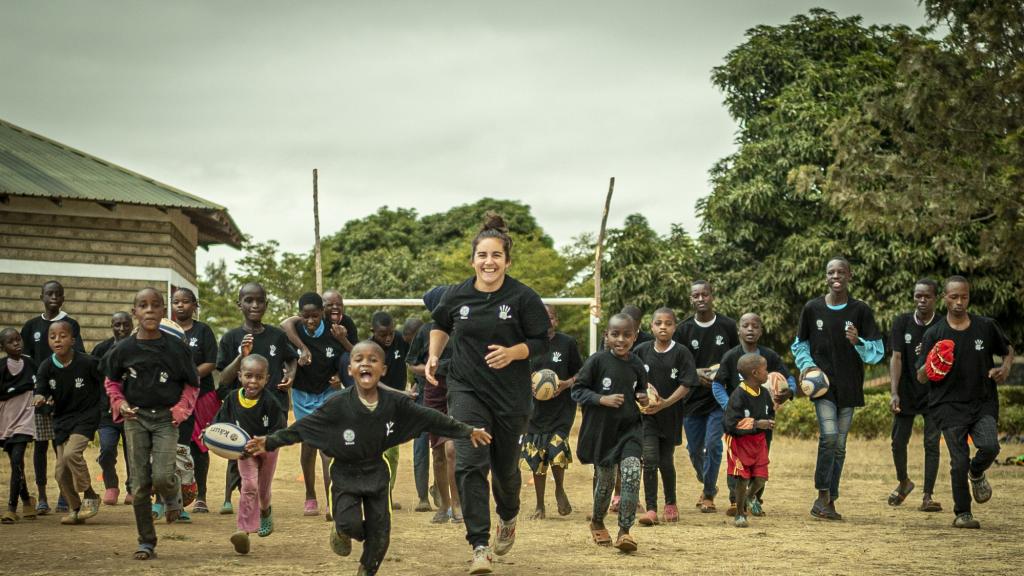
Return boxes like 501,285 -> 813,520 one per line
34,331 -> 41,342
74,377 -> 84,389
975,339 -> 984,351
459,306 -> 470,320
905,333 -> 912,343
816,319 -> 824,330
552,351 -> 562,363
343,429 -> 356,445
601,377 -> 612,391
691,339 -> 699,350
498,305 -> 511,320
159,371 -> 168,383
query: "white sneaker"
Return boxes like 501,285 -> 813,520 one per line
470,545 -> 493,575
493,516 -> 517,556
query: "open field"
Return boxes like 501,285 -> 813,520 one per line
2,427 -> 1022,576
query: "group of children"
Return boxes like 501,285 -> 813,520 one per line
0,257 -> 1015,574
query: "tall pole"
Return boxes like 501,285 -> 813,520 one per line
313,168 -> 323,294
591,176 -> 615,354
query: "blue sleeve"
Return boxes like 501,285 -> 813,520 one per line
791,337 -> 815,372
855,337 -> 884,365
712,381 -> 729,410
787,375 -> 797,395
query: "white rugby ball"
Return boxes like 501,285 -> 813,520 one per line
203,422 -> 252,460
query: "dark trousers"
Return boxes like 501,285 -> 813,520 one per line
412,382 -> 430,501
33,439 -> 56,488
942,415 -> 1000,516
891,413 -> 941,494
125,408 -> 180,547
97,423 -> 131,492
224,460 -> 241,502
449,389 -> 527,549
190,441 -> 210,501
332,462 -> 392,576
642,432 -> 677,509
4,438 -> 32,509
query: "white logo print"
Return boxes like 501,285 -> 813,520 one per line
33,331 -> 41,342
394,350 -> 401,360
269,345 -> 277,357
601,377 -> 612,391
262,414 -> 269,428
715,335 -> 724,346
904,333 -> 912,344
691,339 -> 699,350
975,339 -> 984,351
326,347 -> 335,359
459,306 -> 470,320
498,305 -> 512,320
49,379 -> 57,390
816,319 -> 824,331
671,368 -> 678,380
343,429 -> 356,445
189,337 -> 198,348
644,364 -> 650,373
744,409 -> 750,418
74,377 -> 84,389
128,367 -> 137,379
385,421 -> 395,437
845,321 -> 854,331
552,352 -> 562,363
159,371 -> 168,383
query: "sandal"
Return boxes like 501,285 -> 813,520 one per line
919,497 -> 943,512
134,544 -> 157,560
613,533 -> 637,553
1,511 -> 18,524
700,498 -> 716,513
22,497 -> 37,520
887,481 -> 914,506
590,525 -> 612,546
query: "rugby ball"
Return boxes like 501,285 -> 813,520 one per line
766,371 -> 789,398
159,318 -> 187,341
800,368 -> 830,399
532,369 -> 559,401
699,363 -> 721,382
925,339 -> 955,382
203,422 -> 252,460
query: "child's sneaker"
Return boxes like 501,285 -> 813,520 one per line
637,509 -> 658,526
470,545 -> 493,575
79,497 -> 100,520
152,502 -> 165,520
734,514 -> 749,528
60,510 -> 84,525
749,497 -> 764,517
177,509 -> 192,523
102,488 -> 119,506
35,499 -> 50,516
330,527 -> 352,556
220,501 -> 234,515
663,504 -> 679,523
430,508 -> 450,524
230,531 -> 250,554
259,507 -> 274,537
55,495 -> 69,514
304,498 -> 319,516
969,472 -> 992,503
493,516 -> 517,556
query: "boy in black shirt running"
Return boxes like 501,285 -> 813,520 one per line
915,276 -> 1013,529
247,340 -> 492,576
723,353 -> 774,528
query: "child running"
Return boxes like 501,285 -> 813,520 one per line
572,313 -> 648,552
723,353 -> 774,528
521,304 -> 583,520
92,312 -> 134,505
632,307 -> 695,525
246,340 -> 492,576
214,354 -> 285,554
103,287 -> 199,559
0,329 -> 38,523
33,321 -> 104,525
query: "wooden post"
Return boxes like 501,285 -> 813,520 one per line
591,177 -> 615,353
313,169 -> 323,294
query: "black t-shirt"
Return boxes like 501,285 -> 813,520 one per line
20,313 -> 86,362
378,336 -> 410,391
633,340 -> 695,444
432,275 -> 550,418
527,332 -> 583,435
265,386 -> 474,464
184,321 -> 218,393
407,321 -> 452,382
103,334 -> 199,409
673,314 -> 739,416
571,350 -> 645,467
916,314 -> 1010,428
1,355 -> 37,401
890,312 -> 940,415
217,326 -> 298,409
215,388 -> 286,438
294,324 -> 345,395
715,345 -> 792,398
796,297 -> 881,408
723,383 -> 772,437
35,351 -> 103,444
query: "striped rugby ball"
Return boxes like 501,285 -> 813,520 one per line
203,422 -> 251,460
800,368 -> 830,399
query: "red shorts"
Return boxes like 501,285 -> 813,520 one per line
726,433 -> 769,479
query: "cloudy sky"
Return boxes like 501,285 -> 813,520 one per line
1,1 -> 926,271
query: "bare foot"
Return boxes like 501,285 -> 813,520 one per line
555,489 -> 572,516
530,507 -> 546,520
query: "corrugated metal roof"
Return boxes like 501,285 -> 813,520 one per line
0,118 -> 242,248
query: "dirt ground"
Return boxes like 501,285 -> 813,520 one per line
1,424 -> 1022,576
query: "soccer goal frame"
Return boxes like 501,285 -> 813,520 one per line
344,297 -> 600,354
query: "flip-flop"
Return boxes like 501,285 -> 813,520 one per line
700,498 -> 716,513
590,526 -> 612,546
613,533 -> 637,553
1,511 -> 18,524
887,481 -> 915,506
919,498 -> 943,512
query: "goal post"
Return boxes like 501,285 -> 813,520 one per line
344,297 -> 600,354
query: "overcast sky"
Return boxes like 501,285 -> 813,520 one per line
1,1 -> 926,271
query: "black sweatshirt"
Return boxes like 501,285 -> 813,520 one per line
633,340 -> 696,444
432,275 -> 550,417
571,350 -> 646,467
215,388 -> 286,438
35,351 -> 104,444
1,355 -> 37,401
264,386 -> 474,464
20,313 -> 86,362
103,334 -> 199,409
673,314 -> 739,416
527,332 -> 583,435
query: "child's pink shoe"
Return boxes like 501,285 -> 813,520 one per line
663,504 -> 679,523
304,499 -> 319,516
609,496 -> 621,513
103,488 -> 119,506
637,509 -> 658,526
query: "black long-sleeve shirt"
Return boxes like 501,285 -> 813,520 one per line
264,386 -> 474,464
35,351 -> 103,444
432,275 -> 550,417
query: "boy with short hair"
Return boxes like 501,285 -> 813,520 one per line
33,321 -> 104,525
247,340 -> 492,576
723,353 -> 774,528
91,311 -> 134,505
